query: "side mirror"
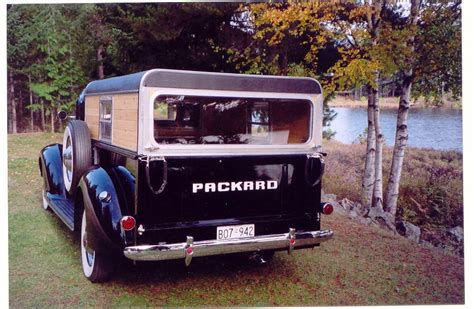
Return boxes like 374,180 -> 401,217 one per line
58,111 -> 68,121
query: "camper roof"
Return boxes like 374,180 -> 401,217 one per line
83,69 -> 322,96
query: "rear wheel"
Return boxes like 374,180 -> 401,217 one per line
81,210 -> 112,282
63,120 -> 92,196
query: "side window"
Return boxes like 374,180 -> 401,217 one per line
99,96 -> 112,142
248,102 -> 270,138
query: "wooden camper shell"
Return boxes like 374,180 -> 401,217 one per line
80,69 -> 323,155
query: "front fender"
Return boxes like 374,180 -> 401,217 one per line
39,143 -> 66,197
79,167 -> 134,255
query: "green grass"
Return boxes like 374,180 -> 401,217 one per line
9,133 -> 464,306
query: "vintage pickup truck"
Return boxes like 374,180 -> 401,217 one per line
39,69 -> 334,282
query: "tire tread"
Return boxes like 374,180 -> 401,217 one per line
64,120 -> 92,195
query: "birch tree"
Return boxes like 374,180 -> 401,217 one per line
385,0 -> 461,217
327,1 -> 393,217
365,1 -> 385,217
385,0 -> 422,217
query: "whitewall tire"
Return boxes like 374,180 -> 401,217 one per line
42,189 -> 49,210
80,210 -> 112,282
62,120 -> 92,196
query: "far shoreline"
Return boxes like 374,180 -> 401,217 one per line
328,95 -> 462,109
323,138 -> 463,154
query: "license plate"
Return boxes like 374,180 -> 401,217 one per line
217,224 -> 255,240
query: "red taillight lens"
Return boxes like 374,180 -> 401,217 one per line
186,247 -> 194,255
121,216 -> 136,231
322,203 -> 334,215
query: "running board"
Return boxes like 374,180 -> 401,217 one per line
47,193 -> 75,231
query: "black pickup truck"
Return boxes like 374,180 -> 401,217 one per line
39,69 -> 334,282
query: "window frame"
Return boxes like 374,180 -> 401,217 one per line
153,95 -> 311,146
138,87 -> 322,157
99,95 -> 113,143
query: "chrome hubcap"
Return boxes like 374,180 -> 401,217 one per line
63,137 -> 73,183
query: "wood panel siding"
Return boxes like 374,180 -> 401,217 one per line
85,96 -> 100,139
112,93 -> 138,150
85,93 -> 139,151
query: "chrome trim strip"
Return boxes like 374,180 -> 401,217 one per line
84,90 -> 139,97
123,229 -> 333,261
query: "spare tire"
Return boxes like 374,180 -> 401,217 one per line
62,120 -> 92,196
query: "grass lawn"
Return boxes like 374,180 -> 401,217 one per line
8,133 -> 464,306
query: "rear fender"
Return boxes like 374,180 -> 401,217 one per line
39,143 -> 66,197
79,167 -> 134,255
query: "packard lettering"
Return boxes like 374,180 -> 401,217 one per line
192,180 -> 278,193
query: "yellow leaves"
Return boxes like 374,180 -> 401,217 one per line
246,0 -> 334,53
349,6 -> 368,20
330,58 -> 382,90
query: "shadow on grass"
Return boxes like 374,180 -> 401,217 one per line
113,253 -> 289,284
46,211 -> 294,286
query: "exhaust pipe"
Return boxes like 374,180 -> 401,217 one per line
248,252 -> 267,265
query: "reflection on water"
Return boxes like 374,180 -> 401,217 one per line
326,107 -> 462,151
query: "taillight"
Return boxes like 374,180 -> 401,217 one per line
185,246 -> 194,255
121,216 -> 136,231
322,203 -> 334,215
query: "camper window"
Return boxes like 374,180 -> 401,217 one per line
99,96 -> 112,142
154,95 -> 311,145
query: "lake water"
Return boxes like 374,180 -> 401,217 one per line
326,107 -> 463,151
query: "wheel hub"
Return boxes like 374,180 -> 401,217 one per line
63,137 -> 73,182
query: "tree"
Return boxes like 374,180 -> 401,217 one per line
330,0 -> 461,229
97,3 -> 240,75
7,3 -> 245,133
8,4 -> 89,133
223,1 -> 341,138
7,5 -> 37,133
327,1 -> 398,221
385,0 -> 461,217
30,5 -> 86,132
224,2 -> 341,76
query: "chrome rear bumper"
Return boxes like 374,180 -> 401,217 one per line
123,228 -> 333,264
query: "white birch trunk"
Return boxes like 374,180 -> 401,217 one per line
372,80 -> 384,212
385,76 -> 411,216
384,0 -> 421,219
362,0 -> 382,210
362,91 -> 376,208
